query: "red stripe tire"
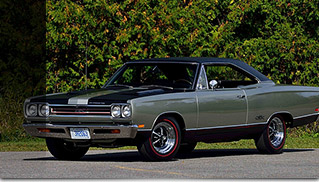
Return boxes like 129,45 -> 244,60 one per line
137,117 -> 181,161
255,115 -> 286,154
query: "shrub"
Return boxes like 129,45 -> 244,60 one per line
1,0 -> 318,141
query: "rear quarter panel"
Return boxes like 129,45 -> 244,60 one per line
243,83 -> 319,124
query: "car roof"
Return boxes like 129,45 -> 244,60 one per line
128,57 -> 271,82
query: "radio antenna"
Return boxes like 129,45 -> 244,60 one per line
85,34 -> 88,90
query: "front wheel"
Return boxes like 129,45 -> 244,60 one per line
138,117 -> 181,161
255,115 -> 286,154
46,138 -> 89,160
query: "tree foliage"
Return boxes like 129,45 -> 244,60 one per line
0,0 -> 45,141
0,0 -> 45,98
46,0 -> 319,93
1,0 -> 319,142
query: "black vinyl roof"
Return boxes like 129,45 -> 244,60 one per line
129,57 -> 271,82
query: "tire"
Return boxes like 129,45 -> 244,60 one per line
178,142 -> 197,154
137,117 -> 181,161
255,115 -> 286,154
46,138 -> 89,160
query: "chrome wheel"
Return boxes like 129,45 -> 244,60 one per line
268,117 -> 285,148
138,117 -> 181,161
151,122 -> 176,155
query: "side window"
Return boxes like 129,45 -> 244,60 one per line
196,66 -> 208,90
205,65 -> 258,89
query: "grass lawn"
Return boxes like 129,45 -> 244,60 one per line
1,136 -> 318,152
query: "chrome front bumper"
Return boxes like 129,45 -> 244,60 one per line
23,123 -> 138,140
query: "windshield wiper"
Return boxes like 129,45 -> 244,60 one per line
107,84 -> 133,89
139,85 -> 174,90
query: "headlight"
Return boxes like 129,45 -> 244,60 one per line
111,105 -> 121,118
122,105 -> 131,118
26,104 -> 37,116
111,104 -> 131,118
39,104 -> 50,116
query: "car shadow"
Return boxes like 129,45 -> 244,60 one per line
24,151 -> 144,162
176,148 -> 314,159
23,148 -> 315,162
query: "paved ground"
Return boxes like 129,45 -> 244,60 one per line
0,148 -> 318,179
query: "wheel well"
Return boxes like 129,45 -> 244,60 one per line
156,113 -> 186,137
275,113 -> 294,128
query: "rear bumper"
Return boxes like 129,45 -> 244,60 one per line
23,123 -> 138,140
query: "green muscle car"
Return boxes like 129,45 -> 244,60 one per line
23,57 -> 319,161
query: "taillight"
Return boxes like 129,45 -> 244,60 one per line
316,108 -> 319,112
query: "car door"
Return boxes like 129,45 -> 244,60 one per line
196,64 -> 257,128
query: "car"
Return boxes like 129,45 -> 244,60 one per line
23,57 -> 319,161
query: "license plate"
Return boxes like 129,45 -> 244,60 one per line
70,128 -> 91,139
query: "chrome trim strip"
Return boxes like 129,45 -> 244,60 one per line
50,107 -> 110,115
195,94 -> 199,128
103,63 -> 128,87
186,122 -> 267,131
214,87 -> 242,91
293,113 -> 319,120
138,129 -> 152,131
242,89 -> 249,124
51,111 -> 111,115
202,65 -> 209,89
28,115 -> 112,119
49,104 -> 111,107
150,111 -> 185,130
265,111 -> 292,124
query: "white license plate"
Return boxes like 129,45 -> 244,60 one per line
70,128 -> 91,139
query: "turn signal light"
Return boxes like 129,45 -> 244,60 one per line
316,108 -> 319,112
38,128 -> 50,133
111,129 -> 120,134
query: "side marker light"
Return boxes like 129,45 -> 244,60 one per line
138,124 -> 145,128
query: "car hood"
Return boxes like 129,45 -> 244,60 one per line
29,86 -> 181,105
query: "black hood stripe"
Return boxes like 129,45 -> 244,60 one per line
68,89 -> 127,105
30,87 -> 179,105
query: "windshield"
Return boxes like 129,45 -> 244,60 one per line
106,63 -> 198,89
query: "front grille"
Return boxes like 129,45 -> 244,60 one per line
50,106 -> 111,115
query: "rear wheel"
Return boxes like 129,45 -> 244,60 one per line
138,117 -> 181,161
255,115 -> 286,154
46,138 -> 89,160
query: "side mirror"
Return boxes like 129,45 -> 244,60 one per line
209,80 -> 218,89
